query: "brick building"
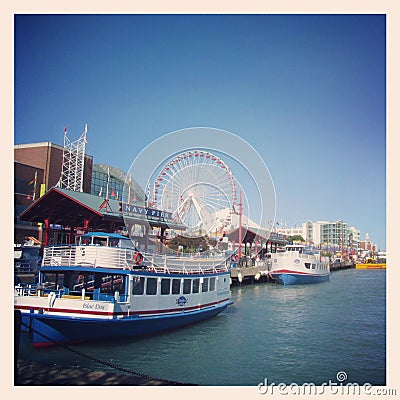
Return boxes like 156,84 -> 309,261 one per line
14,142 -> 93,243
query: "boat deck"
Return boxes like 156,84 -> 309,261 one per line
42,244 -> 228,274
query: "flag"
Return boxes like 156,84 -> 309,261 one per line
40,184 -> 46,197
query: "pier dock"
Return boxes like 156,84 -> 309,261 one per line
230,261 -> 271,285
330,261 -> 355,272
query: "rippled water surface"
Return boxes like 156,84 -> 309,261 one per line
19,269 -> 386,385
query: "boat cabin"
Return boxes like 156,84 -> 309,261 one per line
285,245 -> 305,254
285,245 -> 315,255
76,232 -> 136,249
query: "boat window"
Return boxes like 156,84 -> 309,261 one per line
311,264 -> 316,269
183,279 -> 191,294
202,278 -> 209,292
146,278 -> 157,295
41,272 -> 65,290
119,239 -> 136,249
172,278 -> 181,294
305,263 -> 311,269
132,277 -> 145,295
98,274 -> 125,295
161,278 -> 170,295
79,237 -> 91,245
192,278 -> 200,293
93,237 -> 107,246
209,277 -> 216,291
63,271 -> 74,290
85,274 -> 95,292
72,273 -> 85,291
109,238 -> 119,247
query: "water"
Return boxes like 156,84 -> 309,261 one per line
19,269 -> 386,386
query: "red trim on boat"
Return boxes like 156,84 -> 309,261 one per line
14,297 -> 231,318
270,269 -> 330,276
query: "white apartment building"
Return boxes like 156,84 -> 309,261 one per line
280,220 -> 361,250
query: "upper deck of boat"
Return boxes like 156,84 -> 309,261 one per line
41,232 -> 229,275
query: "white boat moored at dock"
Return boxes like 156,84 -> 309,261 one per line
14,232 -> 232,347
269,245 -> 330,285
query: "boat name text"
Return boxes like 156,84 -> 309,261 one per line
83,303 -> 105,310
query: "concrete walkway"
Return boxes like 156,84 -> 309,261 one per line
16,360 -> 193,386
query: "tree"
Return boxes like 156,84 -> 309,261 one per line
286,235 -> 305,243
168,235 -> 212,252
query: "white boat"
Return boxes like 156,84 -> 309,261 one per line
14,232 -> 232,347
269,245 -> 330,285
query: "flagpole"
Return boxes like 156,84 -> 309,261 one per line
106,167 -> 110,200
33,171 -> 37,201
128,177 -> 131,204
238,191 -> 243,260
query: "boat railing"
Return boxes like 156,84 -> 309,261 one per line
143,253 -> 229,274
14,259 -> 40,274
42,245 -> 136,270
15,283 -> 38,296
41,245 -> 229,274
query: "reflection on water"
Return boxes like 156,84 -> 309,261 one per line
18,269 -> 386,385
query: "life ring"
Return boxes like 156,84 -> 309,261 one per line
133,252 -> 143,265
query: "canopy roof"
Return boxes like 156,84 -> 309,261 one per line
19,187 -> 187,231
80,231 -> 129,239
227,226 -> 288,245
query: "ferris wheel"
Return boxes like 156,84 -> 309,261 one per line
151,150 -> 237,236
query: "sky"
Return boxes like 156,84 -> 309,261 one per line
14,14 -> 386,249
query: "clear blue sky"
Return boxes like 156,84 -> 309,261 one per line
14,14 -> 386,249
